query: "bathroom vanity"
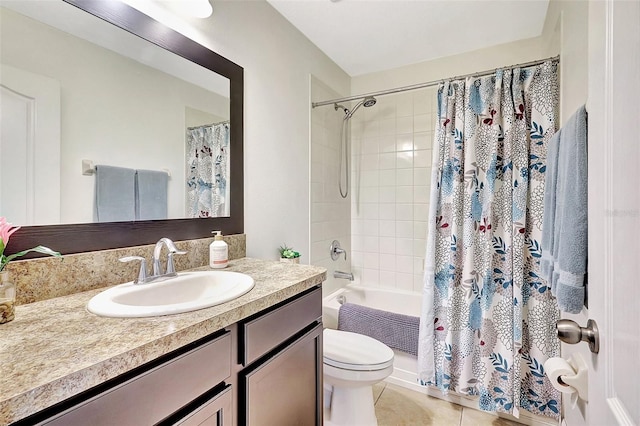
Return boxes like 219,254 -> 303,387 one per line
0,258 -> 325,425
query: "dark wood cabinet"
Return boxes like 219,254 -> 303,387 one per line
17,285 -> 323,426
174,386 -> 233,426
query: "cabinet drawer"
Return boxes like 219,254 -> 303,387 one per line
241,286 -> 321,365
41,331 -> 232,426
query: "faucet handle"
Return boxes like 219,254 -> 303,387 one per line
166,250 -> 186,274
330,240 -> 347,261
119,256 -> 147,284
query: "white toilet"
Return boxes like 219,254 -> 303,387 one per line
323,328 -> 394,426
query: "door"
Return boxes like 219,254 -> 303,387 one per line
576,0 -> 640,424
0,64 -> 60,225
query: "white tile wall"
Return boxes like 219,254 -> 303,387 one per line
310,78 -> 352,297
350,88 -> 438,292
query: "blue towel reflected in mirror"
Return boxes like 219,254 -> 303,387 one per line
94,165 -> 136,222
136,169 -> 168,221
94,165 -> 168,222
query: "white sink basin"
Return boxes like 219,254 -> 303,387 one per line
87,270 -> 254,318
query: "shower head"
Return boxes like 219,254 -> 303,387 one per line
344,96 -> 377,120
363,96 -> 377,107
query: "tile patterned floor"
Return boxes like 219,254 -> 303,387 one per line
373,382 -> 526,426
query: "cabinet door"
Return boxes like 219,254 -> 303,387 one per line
173,386 -> 232,426
241,324 -> 322,426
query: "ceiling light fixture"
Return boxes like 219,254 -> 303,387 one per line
122,0 -> 213,20
160,0 -> 213,19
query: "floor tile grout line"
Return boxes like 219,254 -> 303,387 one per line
373,383 -> 387,405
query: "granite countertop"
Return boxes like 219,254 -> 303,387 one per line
0,258 -> 326,425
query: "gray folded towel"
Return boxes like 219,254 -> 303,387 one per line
136,169 -> 168,220
338,302 -> 419,356
94,165 -> 136,222
541,105 -> 588,314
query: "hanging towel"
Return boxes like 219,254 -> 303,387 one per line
135,169 -> 168,220
338,302 -> 420,356
541,105 -> 588,314
94,165 -> 136,222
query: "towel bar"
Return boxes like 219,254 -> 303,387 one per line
82,159 -> 171,178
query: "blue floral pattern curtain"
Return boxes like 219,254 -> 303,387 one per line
186,122 -> 230,218
418,62 -> 561,419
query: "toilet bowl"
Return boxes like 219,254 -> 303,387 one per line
323,328 -> 394,426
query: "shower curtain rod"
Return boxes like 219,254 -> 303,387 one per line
311,55 -> 560,108
187,119 -> 230,130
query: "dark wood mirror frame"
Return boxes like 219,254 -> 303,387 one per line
6,0 -> 244,256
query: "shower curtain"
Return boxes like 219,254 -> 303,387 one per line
186,121 -> 230,218
418,61 -> 560,419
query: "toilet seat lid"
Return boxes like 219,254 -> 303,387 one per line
323,329 -> 394,371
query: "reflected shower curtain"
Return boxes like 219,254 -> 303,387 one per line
418,62 -> 561,419
186,122 -> 230,218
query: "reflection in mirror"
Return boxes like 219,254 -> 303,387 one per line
0,2 -> 231,226
1,0 -> 243,257
186,118 -> 230,218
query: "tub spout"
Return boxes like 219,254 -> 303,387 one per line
334,270 -> 354,281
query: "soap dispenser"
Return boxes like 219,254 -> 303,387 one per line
209,231 -> 228,269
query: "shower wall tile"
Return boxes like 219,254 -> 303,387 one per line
310,77 -> 352,297
380,270 -> 396,287
414,114 -> 430,132
396,94 -> 414,117
352,87 -> 437,292
362,268 -> 380,286
380,118 -> 396,135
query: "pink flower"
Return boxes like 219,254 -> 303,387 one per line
0,217 -> 21,247
0,217 -> 61,272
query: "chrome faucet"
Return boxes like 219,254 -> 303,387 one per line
333,270 -> 354,281
120,238 -> 186,284
153,237 -> 186,276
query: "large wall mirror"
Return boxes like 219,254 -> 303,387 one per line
0,0 -> 244,255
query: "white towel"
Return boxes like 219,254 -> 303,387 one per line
541,106 -> 588,314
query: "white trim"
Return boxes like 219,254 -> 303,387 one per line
606,398 -> 635,426
603,0 -> 615,406
25,96 -> 36,224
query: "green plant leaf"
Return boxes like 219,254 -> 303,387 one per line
4,245 -> 62,263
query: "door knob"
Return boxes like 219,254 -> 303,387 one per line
556,319 -> 599,354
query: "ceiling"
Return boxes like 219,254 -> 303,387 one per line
266,0 -> 550,76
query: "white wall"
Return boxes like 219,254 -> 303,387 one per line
352,37 -> 546,96
541,0 -> 588,125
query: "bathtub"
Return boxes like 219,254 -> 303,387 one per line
322,284 -> 425,393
